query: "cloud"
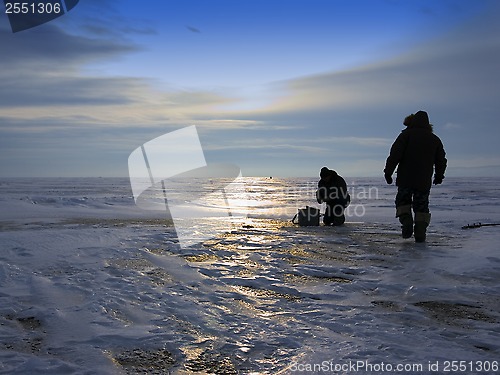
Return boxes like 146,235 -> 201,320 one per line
444,122 -> 462,130
449,156 -> 500,169
446,156 -> 500,177
0,23 -> 238,129
0,23 -> 143,107
203,135 -> 391,155
211,3 -> 500,175
162,90 -> 232,109
332,158 -> 389,178
2,2 -> 500,177
202,137 -> 323,154
263,5 -> 500,116
0,23 -> 136,66
0,75 -> 148,108
272,47 -> 499,115
316,136 -> 391,147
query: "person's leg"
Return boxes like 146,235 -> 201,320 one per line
323,202 -> 334,225
395,187 -> 413,238
324,201 -> 345,226
331,201 -> 345,226
413,190 -> 431,242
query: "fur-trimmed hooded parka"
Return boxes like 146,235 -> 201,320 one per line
384,111 -> 447,191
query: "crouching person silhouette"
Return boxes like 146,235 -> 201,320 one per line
384,111 -> 447,242
316,167 -> 350,226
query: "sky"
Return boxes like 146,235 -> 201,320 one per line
1,0 -> 500,178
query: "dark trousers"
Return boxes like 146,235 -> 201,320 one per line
324,200 -> 345,226
395,187 -> 430,213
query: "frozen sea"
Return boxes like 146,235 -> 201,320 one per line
0,177 -> 499,374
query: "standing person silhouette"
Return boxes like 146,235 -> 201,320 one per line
384,111 -> 447,242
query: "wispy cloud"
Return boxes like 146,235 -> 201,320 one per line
444,122 -> 462,130
261,5 -> 500,117
2,1 -> 500,177
203,135 -> 391,154
0,23 -> 235,127
314,136 -> 391,147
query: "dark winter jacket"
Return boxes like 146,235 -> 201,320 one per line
384,111 -> 447,191
316,168 -> 350,207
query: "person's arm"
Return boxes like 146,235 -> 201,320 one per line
339,177 -> 350,206
316,181 -> 325,203
433,139 -> 447,184
384,132 -> 407,182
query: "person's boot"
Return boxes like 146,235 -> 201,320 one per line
332,214 -> 346,226
414,212 -> 431,243
396,205 -> 413,239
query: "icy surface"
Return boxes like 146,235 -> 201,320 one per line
0,177 -> 499,374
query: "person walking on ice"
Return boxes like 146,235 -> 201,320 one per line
384,110 -> 447,242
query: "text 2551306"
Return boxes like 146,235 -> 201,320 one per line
5,2 -> 62,15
